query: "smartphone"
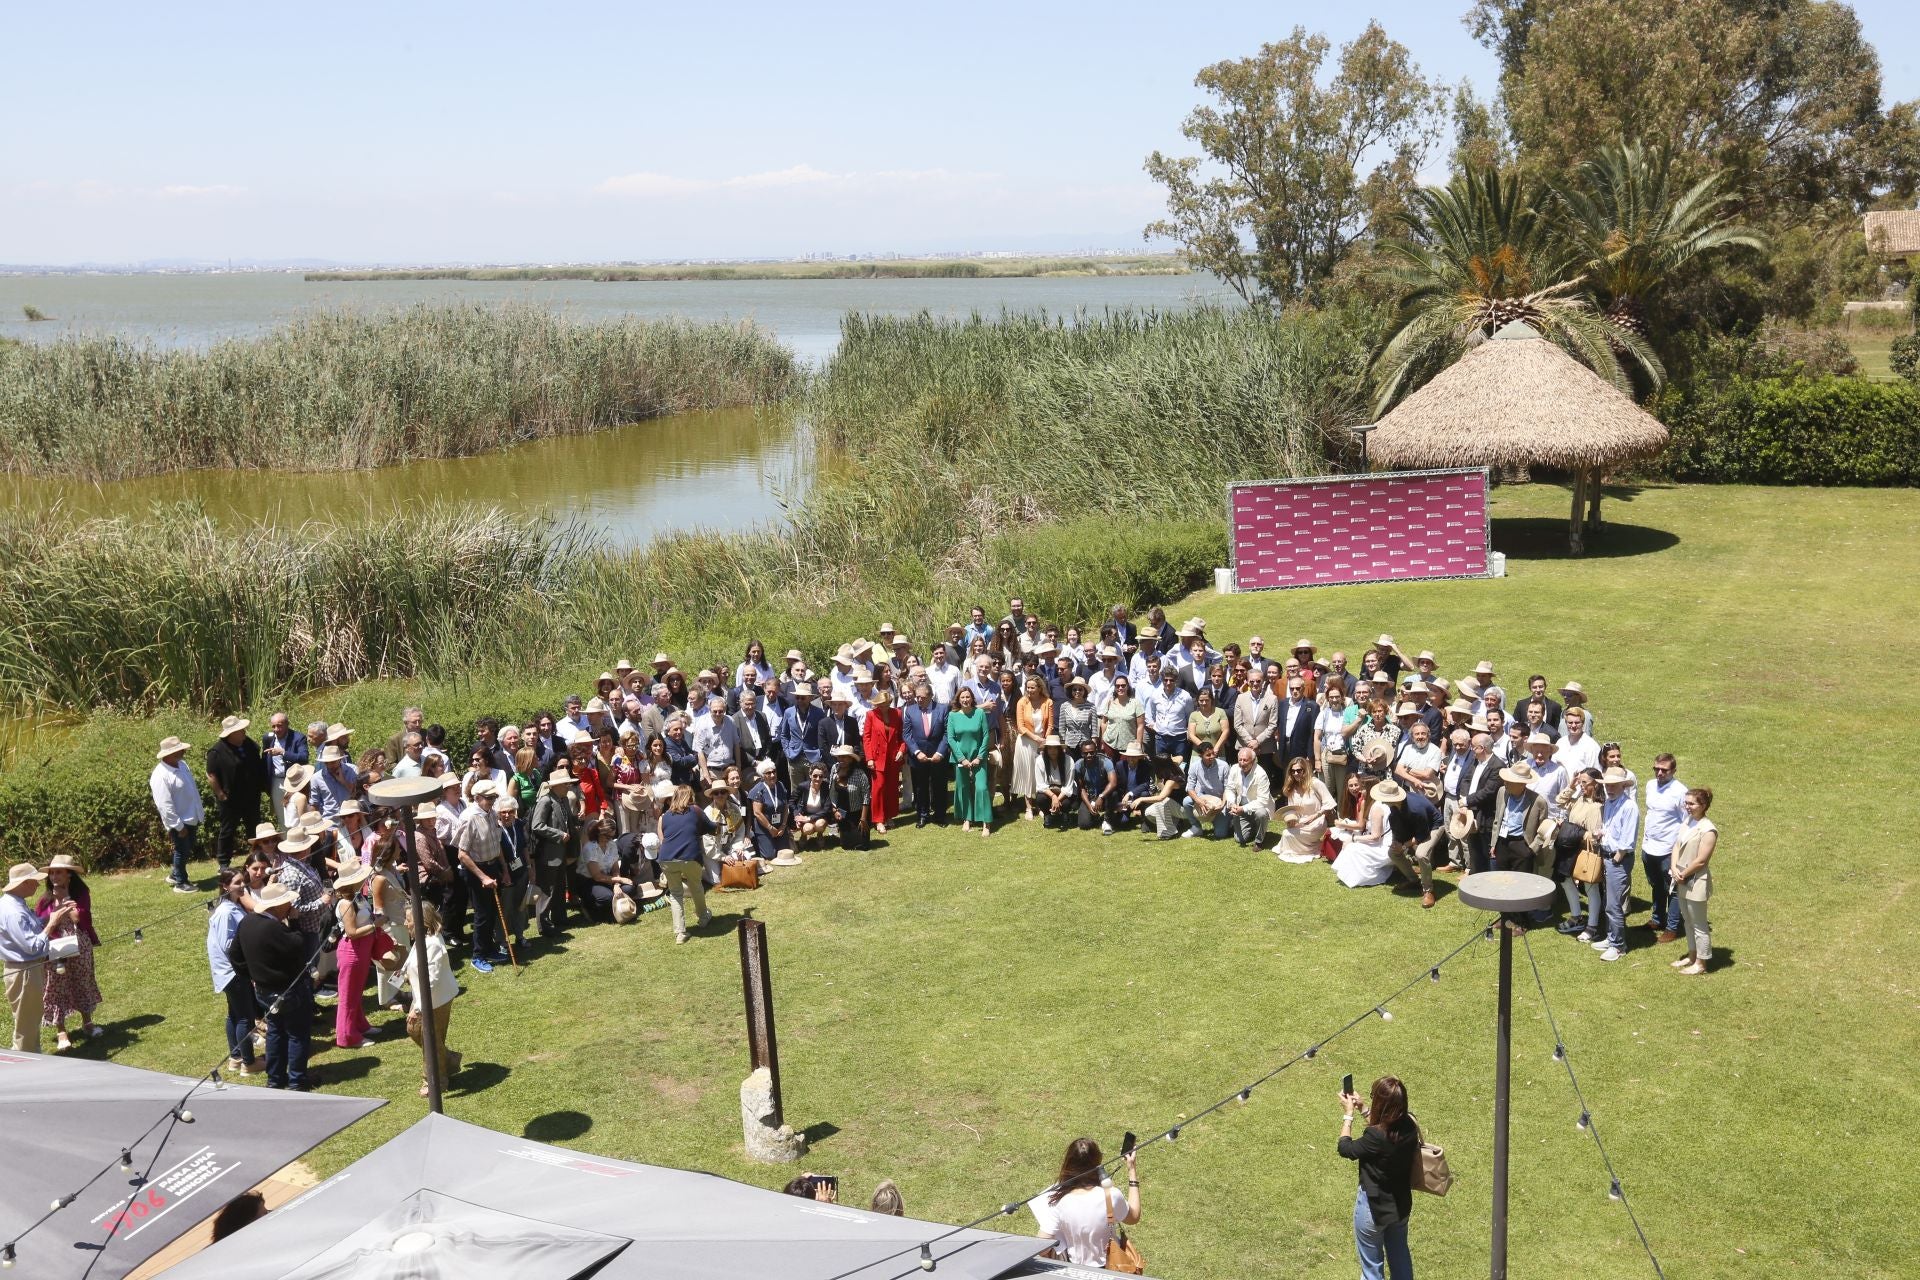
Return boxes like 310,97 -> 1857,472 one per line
1341,1073 -> 1354,1097
1120,1131 -> 1136,1157
808,1174 -> 837,1197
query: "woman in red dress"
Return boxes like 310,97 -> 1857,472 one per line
861,688 -> 906,835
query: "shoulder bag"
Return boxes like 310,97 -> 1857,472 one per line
1572,834 -> 1604,886
1410,1116 -> 1453,1196
1103,1185 -> 1145,1275
720,859 -> 759,890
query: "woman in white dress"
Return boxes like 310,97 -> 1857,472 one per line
1333,779 -> 1399,888
1275,756 -> 1337,863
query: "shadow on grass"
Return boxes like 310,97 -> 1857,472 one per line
525,1109 -> 593,1142
801,1121 -> 841,1147
1494,517 -> 1680,561
75,1012 -> 164,1056
453,1061 -> 511,1094
316,1054 -> 380,1084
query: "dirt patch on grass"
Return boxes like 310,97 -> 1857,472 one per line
651,1074 -> 705,1105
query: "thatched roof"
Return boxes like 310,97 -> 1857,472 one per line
1865,210 -> 1920,257
1367,323 -> 1668,470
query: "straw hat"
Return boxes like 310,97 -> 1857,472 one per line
1370,780 -> 1407,804
438,775 -> 463,790
1042,734 -> 1064,748
1448,700 -> 1473,718
598,671 -> 616,685
297,811 -> 329,832
1121,743 -> 1147,759
544,766 -> 576,789
1186,616 -> 1208,632
792,683 -> 816,698
412,803 -> 439,822
1362,743 -> 1392,769
1526,731 -> 1555,748
851,638 -> 874,657
1499,763 -> 1535,785
1447,807 -> 1478,840
1292,638 -> 1315,653
833,645 -> 855,665
1175,625 -> 1198,639
615,659 -> 635,672
585,697 -> 609,714
155,735 -> 192,761
46,853 -> 83,873
1468,715 -> 1489,733
3,863 -> 43,893
871,689 -> 893,707
1474,661 -> 1496,676
830,745 -> 858,759
1097,645 -> 1119,660
251,882 -> 297,913
1068,676 -> 1088,690
319,744 -> 347,764
1560,681 -> 1585,697
891,635 -> 912,648
772,852 -> 805,867
1375,633 -> 1395,649
251,821 -> 281,844
277,831 -> 316,855
219,714 -> 251,736
645,652 -> 668,667
325,723 -> 353,742
284,763 -> 313,792
336,799 -> 364,817
706,778 -> 733,794
877,622 -> 896,635
828,689 -> 852,704
1417,650 -> 1437,663
469,780 -> 499,798
785,649 -> 804,662
1394,702 -> 1419,719
1035,640 -> 1059,656
1601,766 -> 1633,786
335,864 -> 372,892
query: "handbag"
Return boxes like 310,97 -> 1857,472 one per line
1572,840 -> 1604,885
1412,1119 -> 1454,1196
1103,1185 -> 1145,1275
719,860 -> 759,890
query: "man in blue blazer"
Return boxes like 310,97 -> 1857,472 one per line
901,682 -> 950,827
779,684 -> 826,775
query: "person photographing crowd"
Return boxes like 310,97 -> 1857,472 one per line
1338,1076 -> 1419,1280
1029,1137 -> 1142,1269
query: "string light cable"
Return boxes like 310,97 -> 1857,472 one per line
1521,930 -> 1667,1280
824,917 -> 1499,1278
1,931 -> 328,1269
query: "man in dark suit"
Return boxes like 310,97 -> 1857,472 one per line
1460,733 -> 1505,874
733,688 -> 783,790
1516,674 -> 1564,733
901,683 -> 949,827
1274,675 -> 1317,772
1109,604 -> 1138,656
821,692 -> 867,778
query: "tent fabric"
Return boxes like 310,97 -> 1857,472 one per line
159,1112 -> 1056,1280
279,1190 -> 628,1280
0,1051 -> 383,1280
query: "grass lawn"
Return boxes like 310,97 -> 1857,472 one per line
1840,328 -> 1904,380
62,482 -> 1920,1279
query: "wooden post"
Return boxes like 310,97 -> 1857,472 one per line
1568,470 -> 1587,557
738,918 -> 782,1128
1586,470 -> 1604,531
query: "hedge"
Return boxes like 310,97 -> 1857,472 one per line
0,519 -> 1225,871
1658,376 -> 1920,485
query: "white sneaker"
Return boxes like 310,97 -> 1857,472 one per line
1179,829 -> 1197,839
1100,821 -> 1113,835
1591,939 -> 1611,951
1600,946 -> 1622,962
1576,931 -> 1595,943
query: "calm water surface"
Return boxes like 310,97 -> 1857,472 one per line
0,272 -> 1239,545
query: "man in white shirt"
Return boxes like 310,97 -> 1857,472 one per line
691,699 -> 740,786
1181,742 -> 1230,838
1126,633 -> 1163,693
1392,722 -> 1446,794
1524,733 -> 1569,818
1553,706 -> 1601,776
149,736 -> 205,892
555,695 -> 591,746
1087,646 -> 1123,710
1641,753 -> 1688,942
1141,668 -> 1195,768
923,645 -> 962,706
392,731 -> 428,778
1222,746 -> 1273,848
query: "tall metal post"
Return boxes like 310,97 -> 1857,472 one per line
368,776 -> 448,1114
1457,870 -> 1555,1280
738,918 -> 782,1128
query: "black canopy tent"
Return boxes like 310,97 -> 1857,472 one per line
157,1112 -> 1062,1280
0,1052 -> 383,1279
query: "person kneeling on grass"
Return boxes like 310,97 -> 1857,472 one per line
1036,736 -> 1076,829
1074,739 -> 1118,833
399,902 -> 461,1097
578,816 -> 639,921
828,747 -> 872,849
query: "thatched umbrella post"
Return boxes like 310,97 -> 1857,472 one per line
1366,323 -> 1668,556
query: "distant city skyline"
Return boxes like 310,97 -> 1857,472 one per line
6,1 -> 1916,267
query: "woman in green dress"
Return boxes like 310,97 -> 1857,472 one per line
945,686 -> 994,838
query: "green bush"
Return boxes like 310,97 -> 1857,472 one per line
1892,333 -> 1919,383
1658,376 -> 1920,484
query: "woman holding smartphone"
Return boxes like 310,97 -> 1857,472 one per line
1338,1076 -> 1419,1280
1028,1137 -> 1141,1268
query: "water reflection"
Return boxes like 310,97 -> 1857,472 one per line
2,405 -> 805,549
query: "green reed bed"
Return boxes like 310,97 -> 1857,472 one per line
0,505 -> 582,711
0,304 -> 800,480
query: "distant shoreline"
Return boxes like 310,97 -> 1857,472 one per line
304,254 -> 1190,283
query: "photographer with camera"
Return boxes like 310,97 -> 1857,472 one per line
1338,1076 -> 1419,1280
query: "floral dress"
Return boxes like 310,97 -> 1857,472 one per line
37,889 -> 102,1024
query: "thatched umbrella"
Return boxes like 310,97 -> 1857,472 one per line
1366,322 -> 1669,554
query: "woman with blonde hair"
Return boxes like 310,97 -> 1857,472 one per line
1275,755 -> 1337,863
1670,787 -> 1718,976
1013,675 -> 1054,821
657,784 -> 715,944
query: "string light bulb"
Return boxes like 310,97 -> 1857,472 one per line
918,1242 -> 936,1271
1553,1043 -> 1565,1062
1577,1110 -> 1591,1132
175,1108 -> 194,1125
1376,1006 -> 1393,1022
3,1241 -> 15,1267
1608,1179 -> 1623,1202
1167,1127 -> 1181,1143
1237,1089 -> 1251,1104
133,929 -> 144,943
1429,967 -> 1440,984
1000,1203 -> 1020,1217
119,1148 -> 133,1172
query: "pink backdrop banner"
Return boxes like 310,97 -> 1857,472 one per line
1228,469 -> 1491,591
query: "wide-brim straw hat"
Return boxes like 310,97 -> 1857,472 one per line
544,766 -> 576,789
336,799 -> 364,817
1447,807 -> 1477,839
871,689 -> 894,706
335,864 -> 372,892
412,802 -> 439,821
772,853 -> 805,867
219,714 -> 251,736
1042,734 -> 1064,748
792,683 -> 815,698
46,853 -> 84,873
319,745 -> 347,764
1292,638 -> 1315,653
1602,766 -> 1633,786
1500,763 -> 1535,785
1121,743 -> 1147,759
1526,731 -> 1556,747
284,763 -> 313,791
3,862 -> 43,893
279,831 -> 317,855
1370,780 -> 1407,805
1375,633 -> 1395,648
325,723 -> 353,742
852,639 -> 875,656
1474,661 -> 1496,676
652,652 -> 672,666
1394,702 -> 1419,719
297,811 -> 329,832
1417,650 -> 1437,663
1448,700 -> 1474,718
438,775 -> 463,791
830,745 -> 858,759
1560,681 -> 1585,697
615,659 -> 635,672
155,735 -> 192,761
1174,626 -> 1198,639
251,822 -> 281,844
252,882 -> 298,912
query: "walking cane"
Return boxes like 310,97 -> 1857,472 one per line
490,882 -> 521,974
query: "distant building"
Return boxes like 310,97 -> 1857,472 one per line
1864,209 -> 1920,260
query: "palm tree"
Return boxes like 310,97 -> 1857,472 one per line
1554,141 -> 1768,343
1369,166 -> 1661,416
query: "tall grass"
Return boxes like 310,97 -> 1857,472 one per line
0,303 -> 800,480
0,505 -> 582,711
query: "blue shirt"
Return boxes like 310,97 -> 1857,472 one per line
207,898 -> 245,991
779,704 -> 826,764
1499,790 -> 1529,838
657,808 -> 715,863
311,763 -> 358,818
1185,755 -> 1227,799
1600,792 -> 1639,853
0,893 -> 49,966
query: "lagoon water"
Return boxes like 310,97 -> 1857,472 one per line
0,271 -> 1238,545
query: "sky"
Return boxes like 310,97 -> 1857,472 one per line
5,1 -> 1917,267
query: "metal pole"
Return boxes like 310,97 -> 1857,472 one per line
1491,917 -> 1514,1280
399,807 -> 445,1114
